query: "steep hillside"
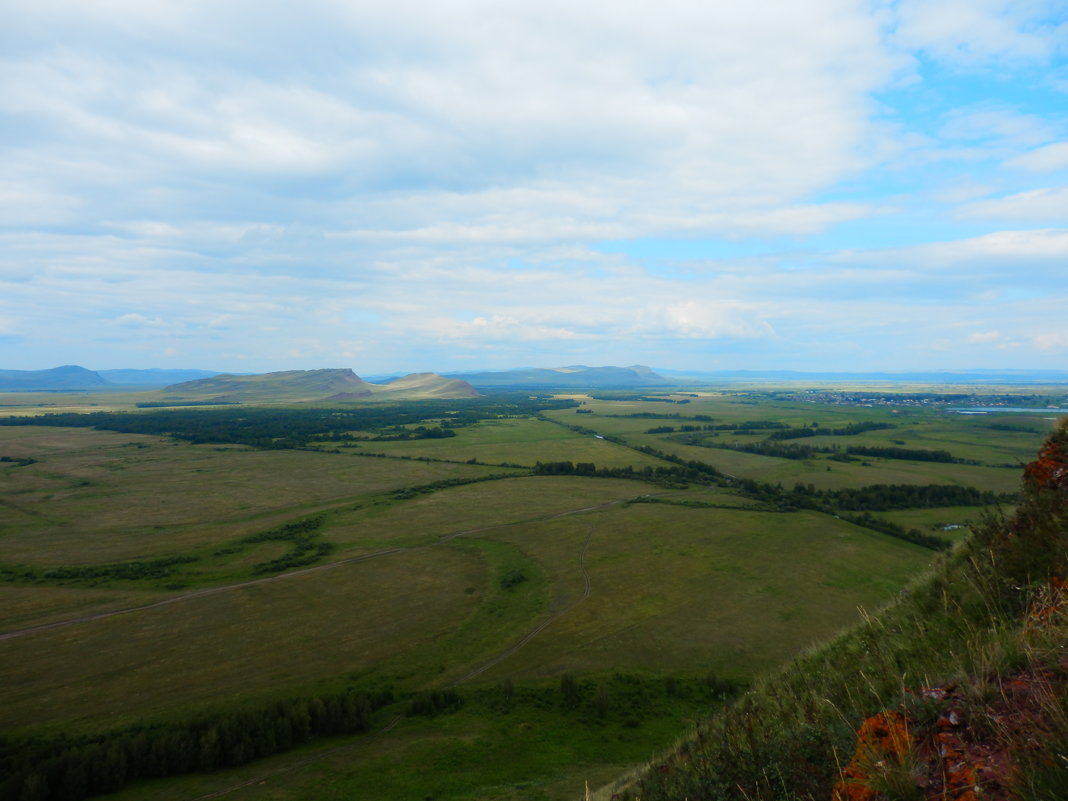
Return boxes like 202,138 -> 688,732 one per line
601,419 -> 1068,801
0,365 -> 108,391
160,368 -> 478,403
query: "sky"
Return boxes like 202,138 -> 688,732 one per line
2,1 -> 1067,375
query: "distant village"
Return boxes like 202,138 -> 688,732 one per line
767,390 -> 1068,410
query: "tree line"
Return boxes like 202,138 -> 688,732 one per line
766,421 -> 896,440
689,438 -> 973,465
0,688 -> 393,801
0,397 -> 578,450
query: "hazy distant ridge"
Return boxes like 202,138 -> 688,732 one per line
0,367 -> 223,391
444,364 -> 670,388
99,368 -> 222,386
0,365 -> 109,390
6,364 -> 1068,393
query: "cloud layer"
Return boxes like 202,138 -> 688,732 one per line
1,1 -> 1066,371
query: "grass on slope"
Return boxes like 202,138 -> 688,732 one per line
604,420 -> 1068,801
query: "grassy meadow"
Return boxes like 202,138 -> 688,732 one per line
0,387 -> 1061,800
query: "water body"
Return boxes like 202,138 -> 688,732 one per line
951,407 -> 1068,414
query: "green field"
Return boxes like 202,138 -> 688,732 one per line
0,388 -> 1058,801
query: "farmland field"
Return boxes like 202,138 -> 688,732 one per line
0,387 -> 1061,800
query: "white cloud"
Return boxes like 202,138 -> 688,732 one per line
1034,331 -> 1068,350
937,106 -> 1055,147
1008,141 -> 1068,171
2,0 -> 904,240
2,1 -> 1067,372
114,313 -> 168,328
893,0 -> 1061,65
956,189 -> 1068,221
632,302 -> 775,340
823,228 -> 1068,288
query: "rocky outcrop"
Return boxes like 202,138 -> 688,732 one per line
832,576 -> 1068,801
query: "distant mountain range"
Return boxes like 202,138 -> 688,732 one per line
0,366 -> 477,401
0,365 -> 111,390
3,364 -> 1067,395
100,368 -> 222,386
0,366 -> 221,391
443,364 -> 671,388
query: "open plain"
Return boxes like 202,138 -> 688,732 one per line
0,386 -> 1061,800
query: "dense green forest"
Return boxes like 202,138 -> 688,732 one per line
0,396 -> 577,449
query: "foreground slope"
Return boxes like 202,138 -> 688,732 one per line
604,419 -> 1068,801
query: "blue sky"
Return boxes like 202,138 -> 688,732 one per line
2,1 -> 1067,374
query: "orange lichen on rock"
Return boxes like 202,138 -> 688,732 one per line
830,662 -> 1068,801
831,710 -> 912,801
1024,436 -> 1068,490
932,724 -> 985,801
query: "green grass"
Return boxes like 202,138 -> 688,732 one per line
0,426 -> 512,565
542,403 -> 1040,494
478,504 -> 932,681
99,676 -> 734,801
0,488 -> 933,735
355,416 -> 665,469
877,505 -> 999,541
323,475 -> 653,549
0,545 -> 484,733
0,391 -> 1050,801
0,584 -> 161,630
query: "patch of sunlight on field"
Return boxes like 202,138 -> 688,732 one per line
478,504 -> 933,681
0,546 -> 485,733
